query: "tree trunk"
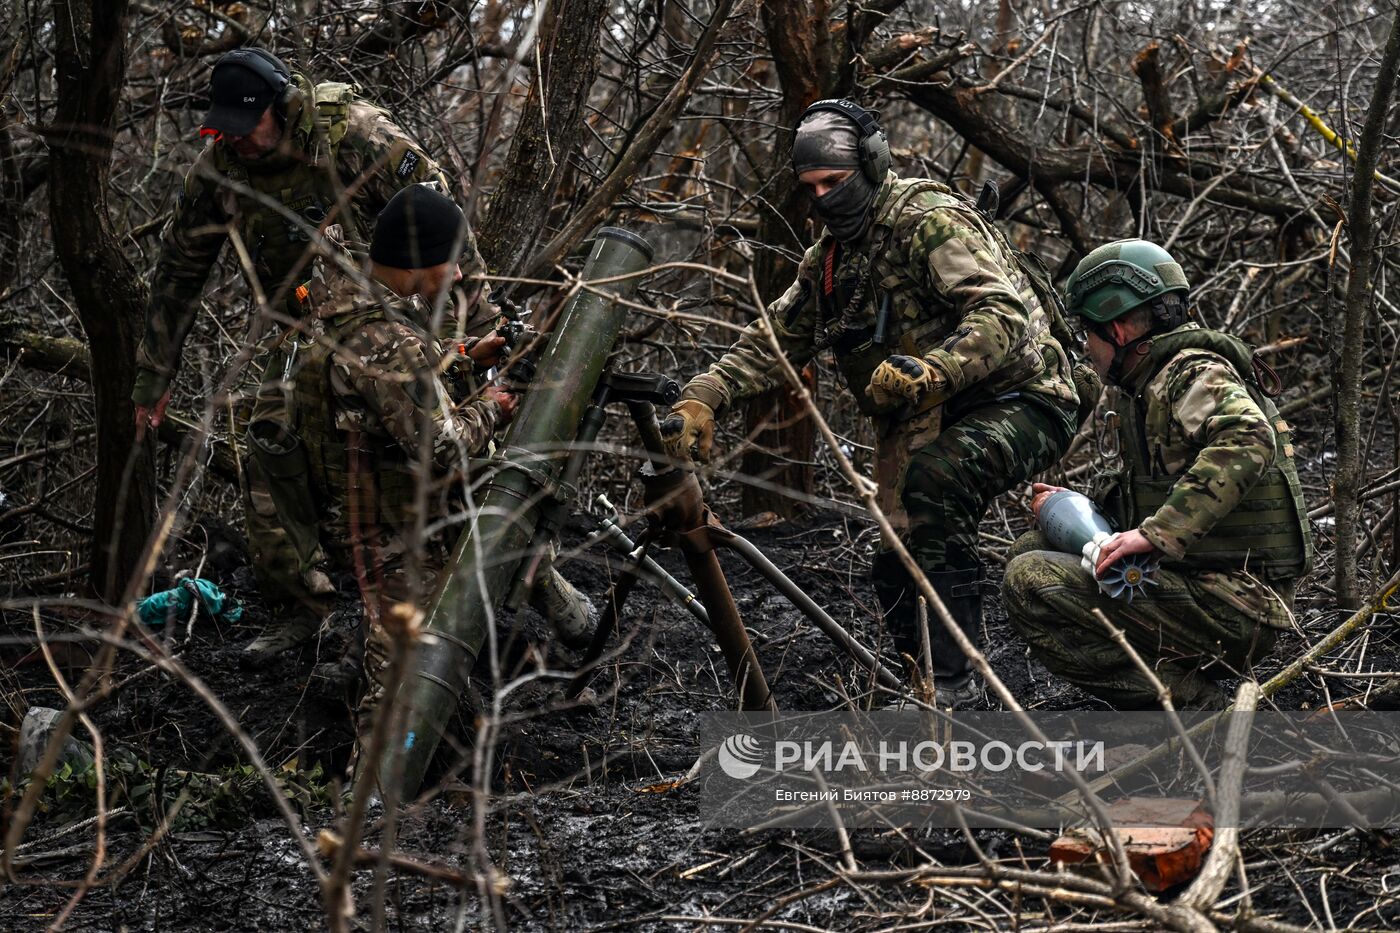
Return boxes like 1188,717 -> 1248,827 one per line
49,0 -> 153,602
738,0 -> 837,519
0,125 -> 22,296
523,0 -> 736,278
477,0 -> 607,275
1334,10 -> 1400,609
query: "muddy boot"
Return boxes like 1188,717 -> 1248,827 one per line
313,636 -> 365,691
303,566 -> 336,598
872,550 -> 918,704
531,564 -> 596,650
925,567 -> 986,709
240,613 -> 322,667
872,553 -> 984,709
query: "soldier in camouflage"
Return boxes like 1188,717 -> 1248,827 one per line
295,186 -> 595,759
661,100 -> 1081,707
292,186 -> 509,752
130,48 -> 489,662
1002,240 -> 1312,709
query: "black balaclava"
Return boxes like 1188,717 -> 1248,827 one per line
792,111 -> 879,243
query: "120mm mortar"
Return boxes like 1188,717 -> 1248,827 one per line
381,228 -> 654,797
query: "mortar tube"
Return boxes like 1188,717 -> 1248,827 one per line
380,228 -> 655,798
710,528 -> 904,692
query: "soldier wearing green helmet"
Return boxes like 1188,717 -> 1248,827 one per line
1000,238 -> 1312,709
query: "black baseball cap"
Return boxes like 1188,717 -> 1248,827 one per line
203,49 -> 288,136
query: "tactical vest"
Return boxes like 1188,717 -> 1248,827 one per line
814,179 -> 1054,417
1101,327 -> 1313,578
292,308 -> 426,552
212,80 -> 358,317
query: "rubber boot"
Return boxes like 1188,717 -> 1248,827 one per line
924,567 -> 985,709
531,564 -> 597,650
871,552 -> 983,709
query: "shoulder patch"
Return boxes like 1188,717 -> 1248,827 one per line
928,235 -> 979,291
396,150 -> 422,180
1164,348 -> 1236,383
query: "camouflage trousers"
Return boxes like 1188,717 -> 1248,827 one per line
1001,531 -> 1280,709
319,520 -> 449,760
897,394 -> 1076,571
243,342 -> 331,624
353,553 -> 446,750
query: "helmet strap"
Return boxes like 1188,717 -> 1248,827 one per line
1108,335 -> 1152,384
1089,319 -> 1154,385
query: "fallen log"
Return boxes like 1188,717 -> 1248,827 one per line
1,325 -> 241,483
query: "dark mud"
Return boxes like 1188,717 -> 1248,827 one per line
5,509 -> 1400,931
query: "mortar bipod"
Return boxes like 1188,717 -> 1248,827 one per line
564,401 -> 904,705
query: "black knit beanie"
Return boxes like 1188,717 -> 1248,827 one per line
370,184 -> 466,269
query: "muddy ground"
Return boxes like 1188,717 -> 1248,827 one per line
5,501 -> 1400,931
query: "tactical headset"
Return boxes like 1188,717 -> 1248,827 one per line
797,98 -> 891,184
219,47 -> 292,113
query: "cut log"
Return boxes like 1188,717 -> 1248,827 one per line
1050,797 -> 1213,893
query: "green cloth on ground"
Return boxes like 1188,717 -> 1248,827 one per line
137,578 -> 243,626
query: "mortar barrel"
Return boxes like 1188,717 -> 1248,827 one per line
382,228 -> 654,797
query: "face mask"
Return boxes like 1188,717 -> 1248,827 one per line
813,171 -> 877,243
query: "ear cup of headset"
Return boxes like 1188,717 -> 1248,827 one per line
248,48 -> 290,108
860,129 -> 890,184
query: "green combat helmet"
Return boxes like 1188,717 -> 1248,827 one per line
1065,239 -> 1189,323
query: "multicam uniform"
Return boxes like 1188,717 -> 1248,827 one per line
681,174 -> 1080,569
289,259 -> 501,737
1003,324 -> 1313,709
133,72 -> 485,619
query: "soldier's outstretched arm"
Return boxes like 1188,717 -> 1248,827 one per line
913,208 -> 1032,399
678,243 -> 822,414
1136,355 -> 1276,560
134,154 -> 230,407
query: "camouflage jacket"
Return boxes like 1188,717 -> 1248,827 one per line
134,73 -> 485,405
1098,323 -> 1306,625
293,259 -> 500,551
681,174 -> 1078,420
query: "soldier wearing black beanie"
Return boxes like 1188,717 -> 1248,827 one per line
369,184 -> 469,300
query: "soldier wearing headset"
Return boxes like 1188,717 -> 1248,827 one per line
131,48 -> 503,662
661,100 -> 1082,707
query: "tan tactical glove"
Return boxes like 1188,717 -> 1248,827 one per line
866,355 -> 948,409
659,399 -> 716,463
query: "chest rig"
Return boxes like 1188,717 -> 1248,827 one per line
809,179 -> 1056,418
1099,327 -> 1312,578
213,81 -> 358,318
